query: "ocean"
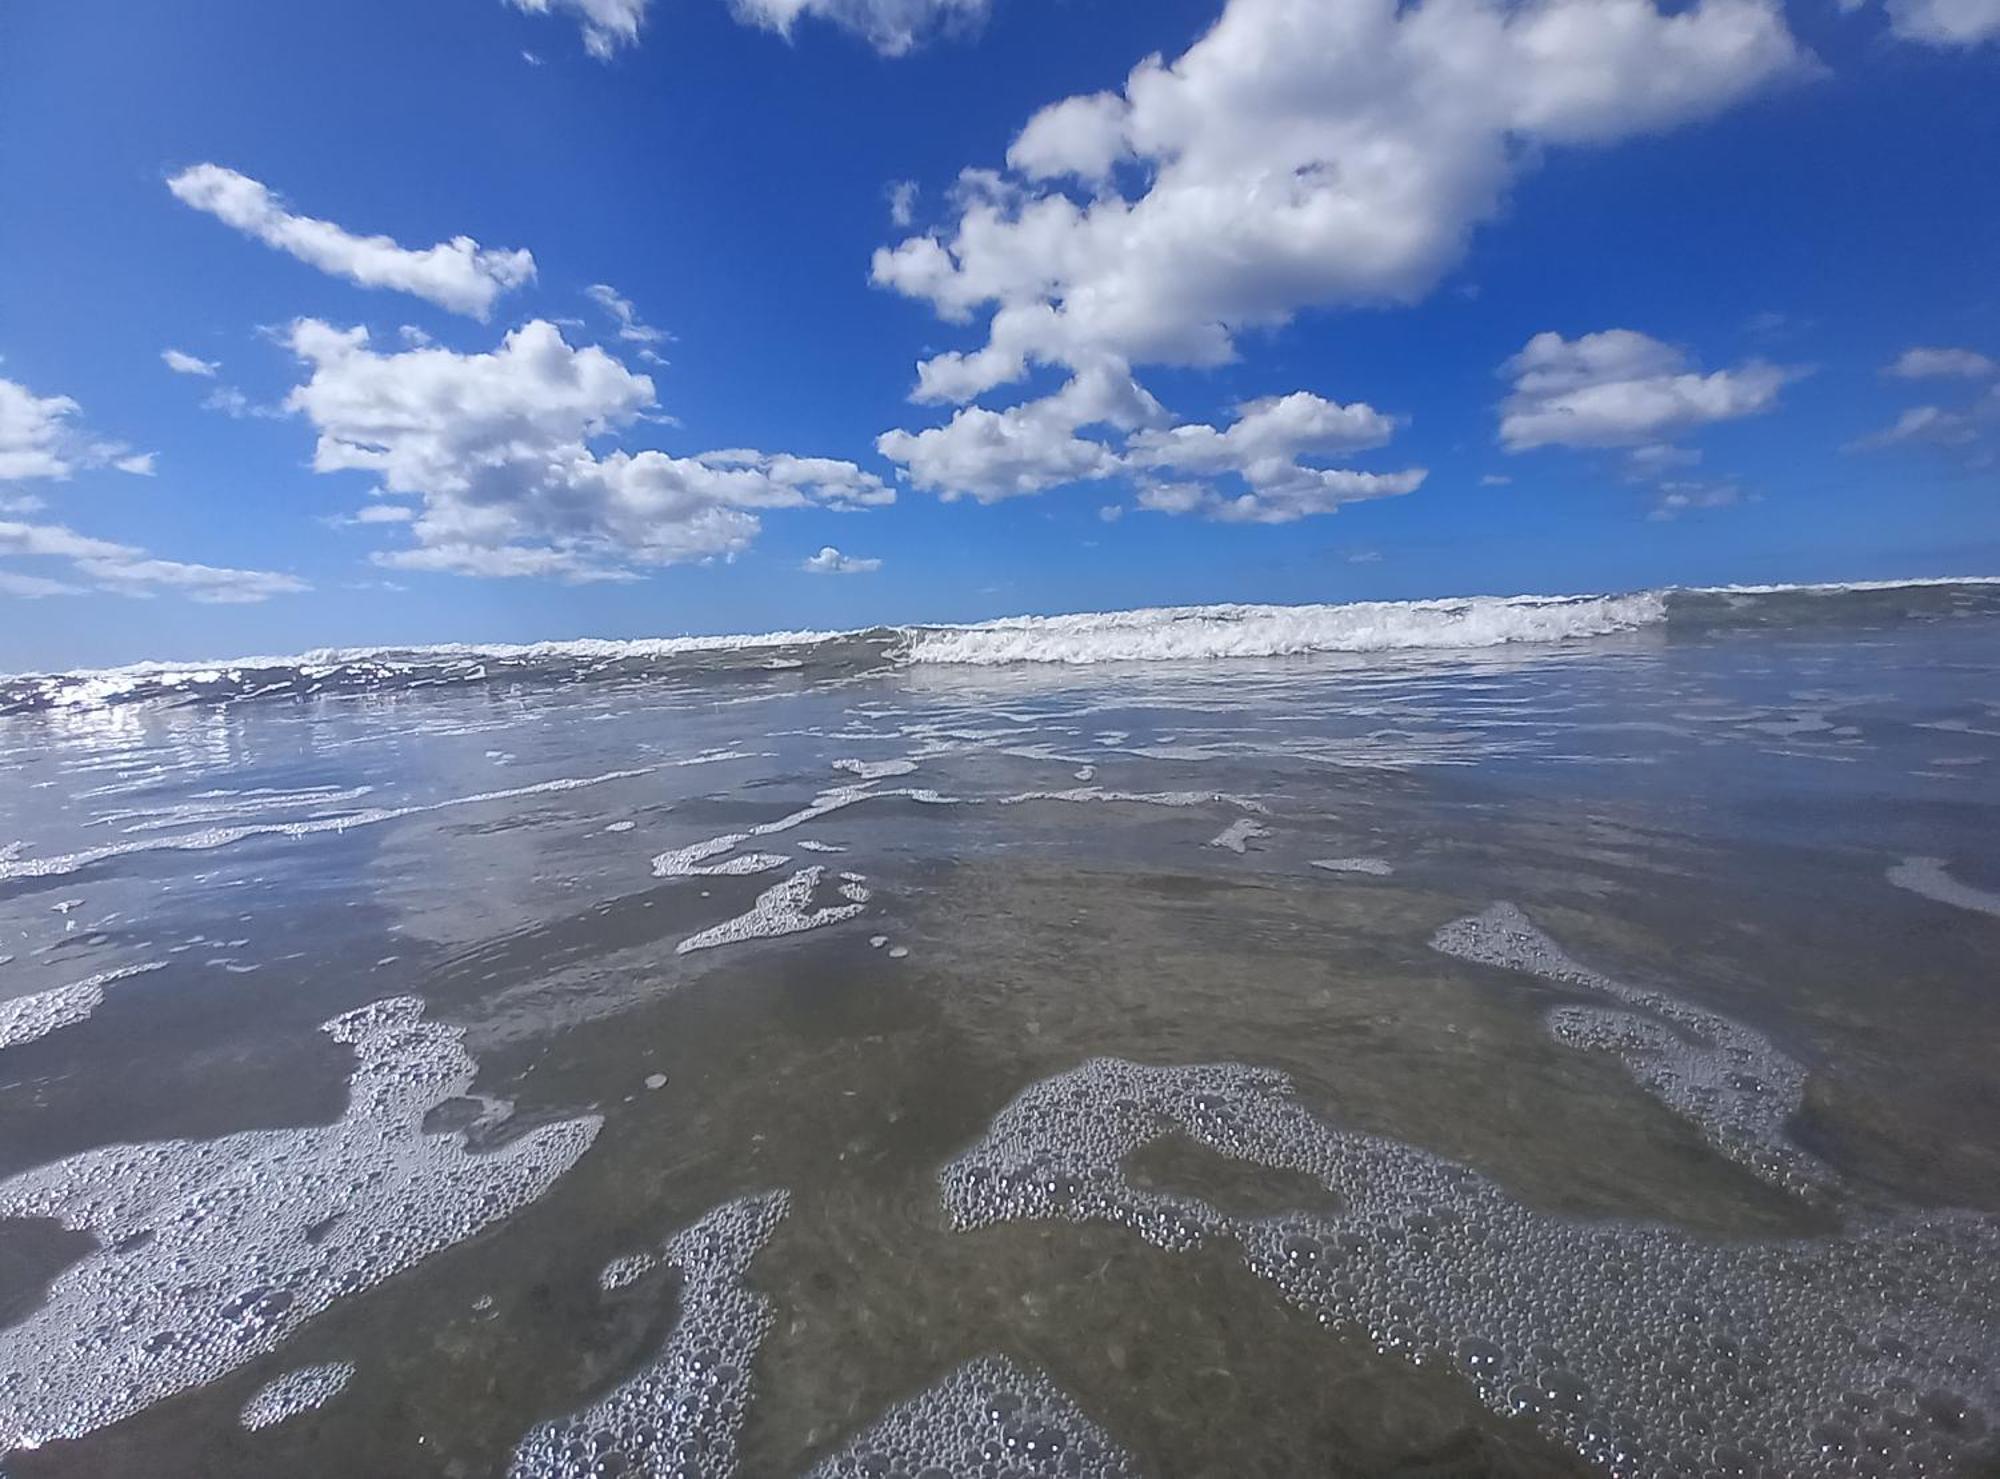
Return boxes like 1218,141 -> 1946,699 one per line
1,578 -> 1998,1477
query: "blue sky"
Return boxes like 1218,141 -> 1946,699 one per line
1,0 -> 1996,670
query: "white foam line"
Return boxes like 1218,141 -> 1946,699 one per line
676,867 -> 867,956
0,769 -> 660,882
1311,857 -> 1395,876
0,964 -> 167,1051
1888,857 -> 2000,919
649,785 -> 956,879
998,786 -> 1269,812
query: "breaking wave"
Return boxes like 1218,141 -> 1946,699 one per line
4,578 -> 1995,715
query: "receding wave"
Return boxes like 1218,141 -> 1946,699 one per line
4,578 -> 1994,715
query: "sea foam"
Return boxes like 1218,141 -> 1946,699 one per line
900,594 -> 1667,666
509,1191 -> 789,1479
941,1057 -> 1999,1478
0,997 -> 600,1453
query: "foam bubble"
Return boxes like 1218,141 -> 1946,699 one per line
0,964 -> 164,1051
941,1058 -> 2000,1479
0,997 -> 600,1453
1310,858 -> 1394,876
804,1355 -> 1141,1478
1430,903 -> 1830,1197
1888,857 -> 2000,920
1206,819 -> 1271,854
832,758 -> 918,780
509,1192 -> 789,1478
239,1362 -> 354,1431
676,867 -> 867,955
650,785 -> 957,880
998,788 -> 1268,812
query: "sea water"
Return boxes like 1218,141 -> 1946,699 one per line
0,581 -> 1997,1476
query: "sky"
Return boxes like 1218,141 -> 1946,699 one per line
0,0 -> 1996,671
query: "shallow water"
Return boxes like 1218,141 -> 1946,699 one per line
2,590 -> 1998,1476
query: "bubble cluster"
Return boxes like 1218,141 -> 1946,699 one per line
239,1361 -> 355,1431
1310,858 -> 1394,876
804,1355 -> 1141,1479
0,997 -> 601,1454
676,867 -> 868,956
941,1058 -> 2000,1478
832,758 -> 919,780
1206,819 -> 1271,854
996,788 -> 1268,812
509,1191 -> 790,1479
0,964 -> 163,1051
1430,903 -> 1832,1197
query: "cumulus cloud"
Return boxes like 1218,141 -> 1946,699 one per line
283,319 -> 892,580
1879,0 -> 2000,44
872,0 -> 1808,399
1497,330 -> 1792,452
879,373 -> 1424,522
730,0 -> 989,53
0,374 -> 154,482
803,545 -> 882,573
887,180 -> 919,228
877,361 -> 1157,502
1886,346 -> 1997,380
506,0 -> 649,57
168,165 -> 536,319
0,520 -> 308,604
1127,391 -> 1423,523
161,349 -> 219,377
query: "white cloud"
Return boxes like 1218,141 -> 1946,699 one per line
0,494 -> 46,514
1128,392 -> 1396,476
0,520 -> 308,604
1886,346 -> 1997,380
1850,389 -> 1999,451
161,349 -> 219,377
729,0 -> 989,54
1648,480 -> 1744,520
353,503 -> 416,524
284,319 -> 892,580
1135,465 -> 1425,524
1498,329 -> 1791,451
507,0 -> 648,57
887,179 -> 919,228
201,386 -> 286,420
803,545 -> 882,573
881,371 -> 1424,522
0,570 -> 86,599
876,362 -> 1157,502
168,165 -> 536,319
0,374 -> 154,481
872,0 -> 1809,398
1127,391 -> 1424,523
1625,442 -> 1703,474
1881,0 -> 2000,44
1098,503 -> 1124,522
586,283 -> 670,348
1479,473 -> 1514,486
0,378 -> 82,480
